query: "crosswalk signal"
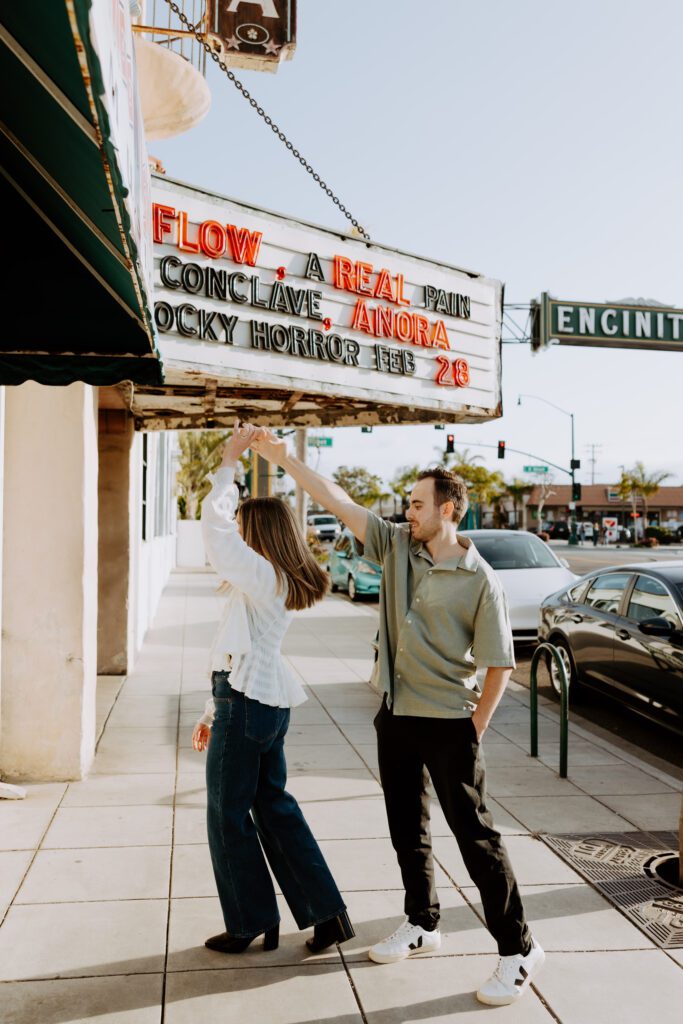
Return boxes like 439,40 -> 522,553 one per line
497,441 -> 506,459
446,434 -> 455,454
361,426 -> 373,434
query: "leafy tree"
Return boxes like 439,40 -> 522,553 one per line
624,461 -> 672,533
333,465 -> 384,508
176,430 -> 249,520
504,478 -> 534,528
390,464 -> 420,508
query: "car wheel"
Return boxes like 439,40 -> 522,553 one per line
348,575 -> 360,601
330,580 -> 339,592
547,637 -> 582,702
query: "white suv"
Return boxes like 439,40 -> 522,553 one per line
307,514 -> 341,542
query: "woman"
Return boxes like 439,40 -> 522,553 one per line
192,421 -> 354,955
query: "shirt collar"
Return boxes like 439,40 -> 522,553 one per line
410,534 -> 480,573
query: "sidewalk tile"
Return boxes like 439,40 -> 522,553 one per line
536,741 -> 624,767
284,725 -> 349,746
498,795 -> 633,833
164,965 -> 363,1024
16,847 -> 171,904
285,745 -> 369,772
280,796 -> 391,841
348,955 -> 554,1022
434,834 -> 584,886
0,850 -> 33,917
101,726 -> 179,747
0,974 -> 164,1024
92,745 -> 178,774
566,764 -> 678,796
461,883 -> 656,951
283,770 -> 382,804
171,844 -> 216,898
595,792 -> 682,829
0,899 -> 167,979
318,838 -> 451,892
0,784 -> 66,850
62,774 -> 176,808
486,763 -> 584,798
537,950 -> 683,1023
42,806 -> 173,849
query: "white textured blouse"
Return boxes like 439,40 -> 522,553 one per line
198,466 -> 307,725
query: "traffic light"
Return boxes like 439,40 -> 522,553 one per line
361,426 -> 373,434
497,441 -> 506,459
276,465 -> 285,479
434,424 -> 445,430
572,482 -> 582,501
446,434 -> 455,454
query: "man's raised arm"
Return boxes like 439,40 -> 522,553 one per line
251,429 -> 369,544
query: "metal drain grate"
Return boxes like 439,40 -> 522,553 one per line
542,831 -> 683,949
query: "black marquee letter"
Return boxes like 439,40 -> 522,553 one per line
304,252 -> 325,282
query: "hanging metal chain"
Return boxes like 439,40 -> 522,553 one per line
158,0 -> 371,239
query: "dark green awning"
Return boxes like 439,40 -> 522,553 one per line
0,0 -> 163,385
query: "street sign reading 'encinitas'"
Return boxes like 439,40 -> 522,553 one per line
531,293 -> 683,352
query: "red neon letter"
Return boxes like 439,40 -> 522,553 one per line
431,319 -> 450,350
395,273 -> 411,305
198,220 -> 227,259
453,358 -> 470,387
356,261 -> 374,296
351,299 -> 374,335
375,304 -> 395,338
413,315 -> 430,347
373,267 -> 395,303
333,255 -> 357,292
153,203 -> 176,244
226,225 -> 263,266
394,310 -> 414,343
178,211 -> 200,253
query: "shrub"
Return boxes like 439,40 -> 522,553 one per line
644,526 -> 673,545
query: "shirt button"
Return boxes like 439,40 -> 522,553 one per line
416,598 -> 421,603
399,648 -> 404,652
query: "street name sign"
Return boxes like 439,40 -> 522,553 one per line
139,174 -> 504,430
308,437 -> 333,447
524,465 -> 548,473
531,293 -> 683,352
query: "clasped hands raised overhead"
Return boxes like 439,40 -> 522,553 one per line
221,418 -> 287,466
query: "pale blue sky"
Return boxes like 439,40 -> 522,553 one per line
155,0 -> 682,490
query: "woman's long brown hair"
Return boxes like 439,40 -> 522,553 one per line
238,498 -> 329,610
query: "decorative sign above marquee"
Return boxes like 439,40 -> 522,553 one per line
144,174 -> 503,429
214,0 -> 296,72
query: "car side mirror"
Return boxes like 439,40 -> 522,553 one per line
336,549 -> 348,559
639,616 -> 674,637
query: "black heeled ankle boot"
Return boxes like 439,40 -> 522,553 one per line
205,924 -> 279,954
306,911 -> 355,953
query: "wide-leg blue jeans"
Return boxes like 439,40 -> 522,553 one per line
205,672 -> 347,938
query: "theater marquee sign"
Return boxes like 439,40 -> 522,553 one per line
139,174 -> 503,429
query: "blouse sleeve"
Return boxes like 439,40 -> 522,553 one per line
201,467 -> 280,605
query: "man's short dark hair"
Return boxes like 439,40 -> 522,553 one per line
416,467 -> 469,524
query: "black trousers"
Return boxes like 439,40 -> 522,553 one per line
375,698 -> 532,956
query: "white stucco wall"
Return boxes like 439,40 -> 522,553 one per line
0,383 -> 98,781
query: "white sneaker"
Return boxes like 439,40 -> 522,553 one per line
368,918 -> 441,964
476,938 -> 545,1005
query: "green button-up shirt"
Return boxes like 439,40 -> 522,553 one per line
361,514 -> 515,718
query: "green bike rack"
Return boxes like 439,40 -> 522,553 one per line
529,642 -> 569,779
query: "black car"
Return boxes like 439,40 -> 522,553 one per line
539,561 -> 683,730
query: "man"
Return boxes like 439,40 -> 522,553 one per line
251,430 -> 544,1006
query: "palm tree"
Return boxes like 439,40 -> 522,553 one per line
504,479 -> 534,529
177,430 -> 227,520
628,462 -> 672,530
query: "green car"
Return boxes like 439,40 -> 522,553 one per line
328,529 -> 382,601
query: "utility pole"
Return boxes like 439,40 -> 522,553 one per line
294,428 -> 308,531
584,443 -> 603,485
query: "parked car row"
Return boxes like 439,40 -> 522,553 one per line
323,522 -> 683,731
539,562 -> 683,729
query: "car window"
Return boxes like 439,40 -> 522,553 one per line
584,573 -> 632,614
334,534 -> 351,555
310,515 -> 337,526
627,575 -> 682,627
469,534 -> 559,570
567,579 -> 591,603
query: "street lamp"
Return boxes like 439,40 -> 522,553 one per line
518,393 -> 579,545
